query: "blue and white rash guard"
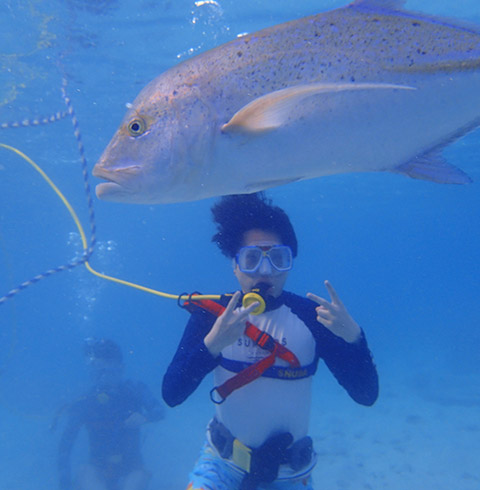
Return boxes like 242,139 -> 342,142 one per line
163,291 -> 378,449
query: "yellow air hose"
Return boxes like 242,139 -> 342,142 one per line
0,142 -> 221,303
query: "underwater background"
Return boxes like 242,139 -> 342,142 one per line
1,0 -> 479,488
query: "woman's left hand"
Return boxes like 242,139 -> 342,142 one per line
307,280 -> 361,343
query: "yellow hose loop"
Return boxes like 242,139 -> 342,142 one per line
0,142 -> 221,304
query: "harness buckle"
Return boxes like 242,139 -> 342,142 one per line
232,438 -> 252,473
209,387 -> 226,404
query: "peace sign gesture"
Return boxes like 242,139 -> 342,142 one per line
307,280 -> 361,343
204,291 -> 259,357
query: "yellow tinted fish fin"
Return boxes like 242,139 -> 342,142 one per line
221,82 -> 414,134
392,59 -> 480,74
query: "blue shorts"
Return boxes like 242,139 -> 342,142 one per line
186,441 -> 314,490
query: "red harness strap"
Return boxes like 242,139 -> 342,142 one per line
184,296 -> 300,404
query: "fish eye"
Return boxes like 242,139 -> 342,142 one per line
127,118 -> 146,136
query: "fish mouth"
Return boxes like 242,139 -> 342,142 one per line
95,181 -> 129,201
92,164 -> 142,202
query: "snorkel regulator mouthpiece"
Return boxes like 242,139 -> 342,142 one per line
242,282 -> 271,315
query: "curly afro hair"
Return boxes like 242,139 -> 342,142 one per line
211,193 -> 298,258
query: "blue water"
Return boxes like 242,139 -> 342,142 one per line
1,1 -> 479,488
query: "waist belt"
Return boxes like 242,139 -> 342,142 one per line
209,418 -> 313,489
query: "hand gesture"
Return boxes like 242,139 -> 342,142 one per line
307,280 -> 361,343
204,291 -> 259,357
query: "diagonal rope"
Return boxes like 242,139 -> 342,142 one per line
0,111 -> 68,129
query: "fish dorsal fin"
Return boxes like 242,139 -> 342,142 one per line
350,0 -> 406,10
222,82 -> 414,134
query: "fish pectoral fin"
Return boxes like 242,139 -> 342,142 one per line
221,82 -> 414,134
394,153 -> 472,184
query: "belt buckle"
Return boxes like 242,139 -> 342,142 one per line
232,438 -> 252,473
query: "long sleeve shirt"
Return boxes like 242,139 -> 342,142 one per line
163,291 -> 378,447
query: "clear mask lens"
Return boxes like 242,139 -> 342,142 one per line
236,245 -> 292,273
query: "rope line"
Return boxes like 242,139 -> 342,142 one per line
0,143 -> 91,305
60,78 -> 96,256
0,111 -> 68,130
0,83 -> 221,304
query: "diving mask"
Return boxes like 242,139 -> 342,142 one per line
235,245 -> 293,274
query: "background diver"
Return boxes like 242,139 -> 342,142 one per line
57,338 -> 164,490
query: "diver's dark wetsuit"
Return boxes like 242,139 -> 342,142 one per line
58,380 -> 163,490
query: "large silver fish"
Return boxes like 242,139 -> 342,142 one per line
93,0 -> 480,204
